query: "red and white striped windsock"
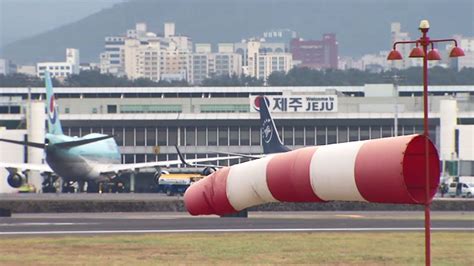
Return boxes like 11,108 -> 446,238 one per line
184,134 -> 440,216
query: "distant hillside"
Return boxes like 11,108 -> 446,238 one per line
2,0 -> 472,64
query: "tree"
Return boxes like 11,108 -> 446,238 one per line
1,67 -> 472,88
267,71 -> 287,86
239,74 -> 264,86
0,73 -> 61,87
201,74 -> 263,86
64,70 -> 132,87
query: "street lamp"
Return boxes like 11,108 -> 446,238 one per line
387,20 -> 464,266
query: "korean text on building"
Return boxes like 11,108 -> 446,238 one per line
250,95 -> 338,112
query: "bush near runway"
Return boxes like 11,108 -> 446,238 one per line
0,197 -> 472,213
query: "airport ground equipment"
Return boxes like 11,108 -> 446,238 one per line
184,134 -> 440,215
155,173 -> 204,196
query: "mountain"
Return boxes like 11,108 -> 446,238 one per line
2,0 -> 472,64
0,0 -> 123,48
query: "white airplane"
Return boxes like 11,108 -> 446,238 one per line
0,72 -> 239,192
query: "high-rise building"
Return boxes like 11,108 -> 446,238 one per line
66,48 -> 80,73
218,43 -> 234,53
105,23 -> 193,82
16,65 -> 36,76
0,59 -> 16,75
190,43 -> 242,85
290,33 -> 338,70
246,40 -> 261,79
100,36 -> 126,75
256,53 -> 292,80
195,43 -> 212,54
213,53 -> 241,77
164,22 -> 175,38
127,22 -> 148,39
37,48 -> 80,78
124,39 -> 163,81
190,53 -> 210,85
160,35 -> 192,82
449,35 -> 474,70
234,40 -> 286,67
242,40 -> 292,81
389,23 -> 413,70
100,23 -> 160,76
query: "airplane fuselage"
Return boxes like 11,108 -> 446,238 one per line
45,133 -> 121,182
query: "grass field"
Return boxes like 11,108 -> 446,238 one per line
1,232 -> 473,265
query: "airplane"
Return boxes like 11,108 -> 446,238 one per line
0,72 -> 240,193
176,96 -> 291,170
256,96 -> 291,154
203,96 -> 291,161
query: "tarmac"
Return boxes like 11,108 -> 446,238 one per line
0,211 -> 472,235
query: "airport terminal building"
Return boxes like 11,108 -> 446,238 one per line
1,84 -> 474,191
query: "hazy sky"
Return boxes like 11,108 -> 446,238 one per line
1,0 -> 472,62
0,0 -> 124,46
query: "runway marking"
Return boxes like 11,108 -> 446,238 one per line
0,227 -> 472,235
335,214 -> 364,218
0,223 -> 97,227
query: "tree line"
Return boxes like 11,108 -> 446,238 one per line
0,71 -> 189,87
266,67 -> 474,86
1,67 -> 472,87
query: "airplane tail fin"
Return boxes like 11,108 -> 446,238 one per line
45,72 -> 63,135
258,96 -> 291,154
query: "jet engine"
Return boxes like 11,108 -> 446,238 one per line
7,172 -> 26,188
202,167 -> 217,176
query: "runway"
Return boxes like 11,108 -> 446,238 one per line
0,211 -> 472,235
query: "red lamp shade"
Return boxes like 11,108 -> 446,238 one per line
427,49 -> 441,60
387,50 -> 402,60
449,46 -> 465,57
409,47 -> 424,58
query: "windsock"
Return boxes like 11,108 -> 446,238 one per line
184,134 -> 440,216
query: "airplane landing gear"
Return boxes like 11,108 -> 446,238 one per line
77,181 -> 85,193
86,181 -> 99,193
61,180 -> 76,193
114,181 -> 125,193
41,173 -> 58,193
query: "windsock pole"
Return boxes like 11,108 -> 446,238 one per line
387,20 -> 465,265
421,26 -> 431,266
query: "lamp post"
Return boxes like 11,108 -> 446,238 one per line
387,20 -> 464,266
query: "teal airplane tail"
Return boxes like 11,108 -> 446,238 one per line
45,71 -> 63,135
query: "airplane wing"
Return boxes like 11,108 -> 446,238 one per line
209,151 -> 264,159
97,155 -> 243,174
0,162 -> 53,173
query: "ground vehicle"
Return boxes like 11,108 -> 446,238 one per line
448,182 -> 474,198
156,173 -> 204,196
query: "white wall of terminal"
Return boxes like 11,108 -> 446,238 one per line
457,125 -> 474,160
439,99 -> 473,179
440,99 -> 457,161
0,84 -> 473,191
26,101 -> 45,190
